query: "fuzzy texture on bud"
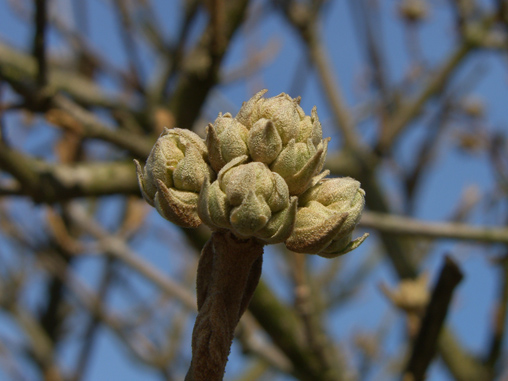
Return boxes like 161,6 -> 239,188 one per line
206,113 -> 250,172
198,156 -> 297,243
135,128 -> 215,228
286,177 -> 368,257
136,91 -> 367,257
235,90 -> 328,195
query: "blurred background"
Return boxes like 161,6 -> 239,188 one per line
0,0 -> 508,380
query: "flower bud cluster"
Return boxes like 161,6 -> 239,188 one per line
136,90 -> 367,256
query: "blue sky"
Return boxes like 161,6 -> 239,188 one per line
0,0 -> 507,380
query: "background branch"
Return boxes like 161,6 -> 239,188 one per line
1,0 -> 507,380
404,256 -> 464,381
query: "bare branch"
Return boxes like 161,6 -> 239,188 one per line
168,0 -> 250,130
0,141 -> 139,202
50,95 -> 153,157
280,2 -> 362,151
0,41 -> 129,109
360,211 -> 508,245
33,0 -> 48,87
378,42 -> 471,152
67,203 -> 197,311
404,256 -> 463,381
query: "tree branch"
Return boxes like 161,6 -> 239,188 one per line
404,256 -> 463,381
280,2 -> 362,151
0,141 -> 139,202
378,42 -> 471,151
50,95 -> 153,157
0,41 -> 129,109
33,0 -> 48,87
168,0 -> 250,130
360,211 -> 508,245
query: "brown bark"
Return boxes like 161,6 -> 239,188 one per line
185,231 -> 264,381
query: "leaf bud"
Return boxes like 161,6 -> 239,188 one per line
236,90 -> 328,195
247,119 -> 283,164
198,156 -> 297,243
285,177 -> 368,257
135,128 -> 215,227
270,138 -> 329,195
206,112 -> 250,172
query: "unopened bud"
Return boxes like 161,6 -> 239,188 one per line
206,113 -> 249,172
285,177 -> 368,257
135,128 -> 215,227
198,156 -> 297,243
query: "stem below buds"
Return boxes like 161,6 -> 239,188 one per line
185,231 -> 264,381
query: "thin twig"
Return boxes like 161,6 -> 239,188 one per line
51,95 -> 153,157
486,252 -> 508,372
67,203 -> 197,311
278,1 -> 362,151
404,256 -> 464,381
113,0 -> 145,91
39,251 -> 168,368
0,293 -> 62,381
168,0 -> 250,130
291,253 -> 345,379
0,41 -> 129,109
357,165 -> 489,380
70,208 -> 286,373
349,0 -> 389,98
208,0 -> 226,58
307,27 -> 360,150
379,42 -> 471,151
147,0 -> 200,103
70,258 -> 117,381
33,0 -> 48,87
360,211 -> 508,245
